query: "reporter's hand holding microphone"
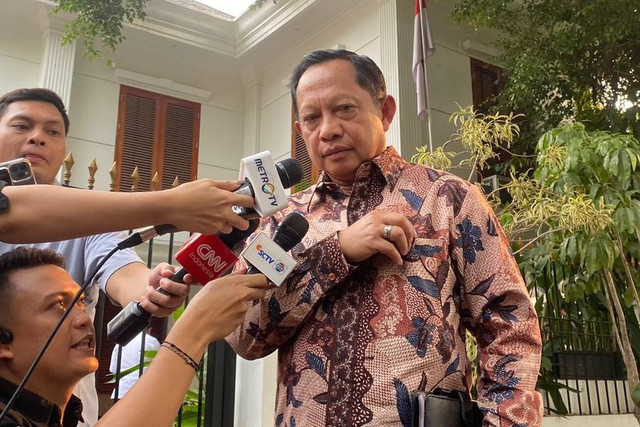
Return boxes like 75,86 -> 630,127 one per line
162,178 -> 256,235
108,154 -> 303,345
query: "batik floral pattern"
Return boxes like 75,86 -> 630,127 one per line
227,147 -> 543,427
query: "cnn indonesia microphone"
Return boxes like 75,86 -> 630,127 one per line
107,221 -> 258,346
241,212 -> 309,286
108,152 -> 303,345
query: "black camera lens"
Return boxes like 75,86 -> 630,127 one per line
0,168 -> 10,184
9,162 -> 28,180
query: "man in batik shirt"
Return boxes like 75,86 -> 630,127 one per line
227,49 -> 543,427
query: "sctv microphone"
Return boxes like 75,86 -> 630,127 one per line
241,212 -> 309,286
107,221 -> 259,346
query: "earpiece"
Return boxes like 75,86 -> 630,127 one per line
0,326 -> 13,344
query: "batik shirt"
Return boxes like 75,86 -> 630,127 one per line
227,147 -> 543,426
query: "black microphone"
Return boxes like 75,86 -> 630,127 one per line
246,212 -> 309,276
107,220 -> 259,346
117,159 -> 303,249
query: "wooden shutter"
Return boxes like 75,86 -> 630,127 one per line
116,90 -> 156,192
470,58 -> 504,114
115,85 -> 199,192
161,102 -> 199,188
291,109 -> 318,193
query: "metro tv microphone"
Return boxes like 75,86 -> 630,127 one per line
241,212 -> 309,286
107,221 -> 259,346
233,153 -> 303,220
116,155 -> 302,250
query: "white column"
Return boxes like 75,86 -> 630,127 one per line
235,64 -> 267,427
39,29 -> 76,111
240,65 -> 262,156
378,0 -> 401,155
378,0 -> 427,159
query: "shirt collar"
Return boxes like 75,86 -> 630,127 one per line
307,146 -> 407,210
0,377 -> 83,426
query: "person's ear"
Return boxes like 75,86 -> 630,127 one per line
294,120 -> 302,136
380,95 -> 397,131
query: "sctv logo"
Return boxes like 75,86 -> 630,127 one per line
256,244 -> 275,264
196,244 -> 229,272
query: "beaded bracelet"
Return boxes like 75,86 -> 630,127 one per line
161,341 -> 200,371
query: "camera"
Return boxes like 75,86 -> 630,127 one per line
0,158 -> 37,186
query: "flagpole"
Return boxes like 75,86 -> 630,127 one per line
418,0 -> 434,152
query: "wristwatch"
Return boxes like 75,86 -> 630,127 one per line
0,180 -> 9,212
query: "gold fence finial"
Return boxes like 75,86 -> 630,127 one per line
109,163 -> 117,192
151,172 -> 160,191
131,167 -> 140,192
63,153 -> 74,186
172,176 -> 180,188
87,158 -> 98,190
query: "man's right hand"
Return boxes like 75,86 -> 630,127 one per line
165,179 -> 254,235
337,209 -> 416,266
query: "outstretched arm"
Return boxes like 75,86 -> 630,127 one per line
0,179 -> 254,243
96,271 -> 270,427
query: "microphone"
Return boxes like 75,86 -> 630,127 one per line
233,157 -> 303,219
116,158 -> 302,249
242,212 -> 309,285
171,220 -> 259,285
107,221 -> 259,346
234,158 -> 303,198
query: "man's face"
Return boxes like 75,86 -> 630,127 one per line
0,100 -> 67,184
294,59 -> 396,186
1,265 -> 97,387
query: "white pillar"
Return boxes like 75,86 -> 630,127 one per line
235,64 -> 267,427
379,0 -> 402,155
378,0 -> 427,159
39,29 -> 76,111
241,65 -> 262,156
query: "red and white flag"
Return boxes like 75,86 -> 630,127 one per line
413,0 -> 435,120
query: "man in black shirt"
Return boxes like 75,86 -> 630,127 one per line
0,378 -> 82,427
0,247 -> 94,426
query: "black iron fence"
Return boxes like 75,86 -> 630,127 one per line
533,262 -> 634,416
539,316 -> 633,415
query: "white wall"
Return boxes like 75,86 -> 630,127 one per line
257,0 -> 380,161
1,1 -> 247,192
0,4 -> 42,95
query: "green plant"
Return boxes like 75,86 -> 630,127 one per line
414,106 -> 640,421
450,0 -> 640,173
411,105 -> 525,181
249,0 -> 278,11
51,0 -> 148,65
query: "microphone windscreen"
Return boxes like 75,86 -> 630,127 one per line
276,158 -> 303,189
273,212 -> 309,252
217,219 -> 259,251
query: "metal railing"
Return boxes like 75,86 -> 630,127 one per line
533,262 -> 634,416
60,155 -> 234,426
